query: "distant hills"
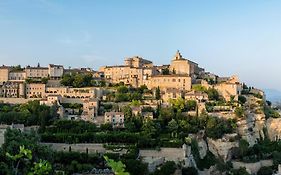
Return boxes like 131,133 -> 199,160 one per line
264,89 -> 281,103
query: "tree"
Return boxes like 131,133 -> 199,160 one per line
162,68 -> 170,75
239,139 -> 249,157
232,167 -> 250,175
104,156 -> 130,175
235,107 -> 245,118
141,120 -> 159,138
238,95 -> 247,104
206,88 -> 220,101
124,159 -> 148,175
155,87 -> 161,100
186,100 -> 197,111
182,167 -> 198,175
117,86 -> 129,93
154,161 -> 176,175
168,119 -> 178,134
257,166 -> 272,175
169,98 -> 186,112
6,146 -> 52,175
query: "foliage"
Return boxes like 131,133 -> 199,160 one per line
162,68 -> 170,75
6,146 -> 52,175
205,117 -> 236,139
0,101 -> 57,128
235,107 -> 245,118
155,87 -> 161,100
257,166 -> 273,175
182,167 -> 198,175
264,105 -> 280,119
3,129 -> 53,162
191,139 -> 217,170
231,167 -> 250,175
238,95 -> 247,104
60,73 -> 96,87
206,88 -> 220,101
153,161 -> 176,175
124,159 -> 148,175
104,156 -> 130,175
46,120 -> 98,134
192,85 -> 207,92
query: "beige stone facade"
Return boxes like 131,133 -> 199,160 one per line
104,112 -> 124,128
0,66 -> 10,83
48,64 -> 64,79
25,66 -> 48,79
102,56 -> 156,87
214,76 -> 242,101
82,98 -> 99,121
45,87 -> 100,99
40,95 -> 62,106
26,83 -> 46,98
161,88 -> 185,102
147,75 -> 192,91
169,50 -> 203,76
8,71 -> 26,81
0,82 -> 21,98
185,91 -> 208,102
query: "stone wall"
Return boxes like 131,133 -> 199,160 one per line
139,148 -> 185,163
0,97 -> 40,104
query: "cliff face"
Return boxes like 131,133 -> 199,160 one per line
266,118 -> 281,141
207,137 -> 238,162
237,112 -> 266,146
236,95 -> 266,146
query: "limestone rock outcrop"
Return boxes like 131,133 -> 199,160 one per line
266,118 -> 281,141
207,135 -> 238,162
237,112 -> 266,146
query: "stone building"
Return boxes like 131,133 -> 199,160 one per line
0,66 -> 10,83
40,94 -> 62,106
82,98 -> 99,121
25,83 -> 46,98
147,75 -> 192,91
169,50 -> 204,76
25,65 -> 49,79
104,112 -> 124,128
214,76 -> 242,101
48,64 -> 64,79
101,56 -> 157,87
8,71 -> 26,81
0,82 -> 24,98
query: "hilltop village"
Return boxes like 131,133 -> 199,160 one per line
0,51 -> 281,175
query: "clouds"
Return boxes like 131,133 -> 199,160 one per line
57,31 -> 93,47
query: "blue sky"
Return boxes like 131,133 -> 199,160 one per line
0,0 -> 281,91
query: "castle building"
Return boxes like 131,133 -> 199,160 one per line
101,56 -> 157,87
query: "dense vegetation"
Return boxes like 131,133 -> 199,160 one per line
60,73 -> 106,87
0,101 -> 58,129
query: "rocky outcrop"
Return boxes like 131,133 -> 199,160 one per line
207,135 -> 238,162
266,118 -> 281,141
232,160 -> 273,174
198,166 -> 221,175
237,112 -> 266,146
198,139 -> 208,159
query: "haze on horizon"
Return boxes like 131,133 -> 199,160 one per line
0,0 -> 280,92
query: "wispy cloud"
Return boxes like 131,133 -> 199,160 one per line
57,31 -> 93,46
